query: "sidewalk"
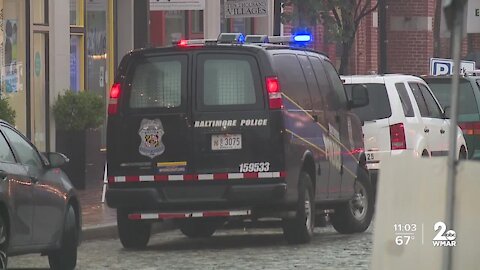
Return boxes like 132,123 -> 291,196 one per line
76,175 -> 175,241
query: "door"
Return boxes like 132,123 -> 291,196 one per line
322,60 -> 357,197
31,32 -> 49,151
409,83 -> 433,154
308,56 -> 342,199
0,126 -> 34,246
193,52 -> 278,175
108,54 -> 191,177
1,126 -> 63,245
418,83 -> 449,156
298,54 -> 329,200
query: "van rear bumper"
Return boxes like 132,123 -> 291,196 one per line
106,183 -> 287,210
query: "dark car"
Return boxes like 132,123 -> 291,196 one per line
424,72 -> 480,160
0,120 -> 81,270
106,33 -> 373,248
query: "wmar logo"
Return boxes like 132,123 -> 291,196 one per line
432,221 -> 456,247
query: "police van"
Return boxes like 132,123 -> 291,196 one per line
106,33 -> 373,248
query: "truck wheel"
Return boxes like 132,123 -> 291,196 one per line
283,171 -> 315,244
48,205 -> 78,270
331,168 -> 374,234
179,218 -> 221,238
117,209 -> 151,249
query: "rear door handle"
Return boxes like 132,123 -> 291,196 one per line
424,128 -> 430,133
440,129 -> 446,134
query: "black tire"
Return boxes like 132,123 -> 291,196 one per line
283,171 -> 315,244
459,147 -> 467,160
179,219 -> 220,238
117,209 -> 151,249
48,205 -> 78,270
0,213 -> 8,270
331,168 -> 374,234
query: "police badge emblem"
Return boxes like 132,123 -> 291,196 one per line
138,119 -> 165,158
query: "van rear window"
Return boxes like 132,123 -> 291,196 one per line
129,56 -> 186,109
197,54 -> 263,110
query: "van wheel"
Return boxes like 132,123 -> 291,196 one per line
331,169 -> 373,234
179,219 -> 220,238
0,213 -> 8,270
48,205 -> 78,270
283,171 -> 315,244
117,209 -> 151,249
459,147 -> 467,160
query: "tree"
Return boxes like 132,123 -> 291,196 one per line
282,0 -> 379,74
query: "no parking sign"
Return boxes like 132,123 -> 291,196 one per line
430,58 -> 476,76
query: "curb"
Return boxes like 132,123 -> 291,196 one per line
81,220 -> 176,241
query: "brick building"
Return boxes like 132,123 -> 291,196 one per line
284,0 -> 480,76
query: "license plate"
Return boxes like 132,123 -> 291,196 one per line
366,152 -> 375,161
211,134 -> 242,150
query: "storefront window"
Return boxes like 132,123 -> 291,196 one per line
165,10 -> 186,45
191,10 -> 203,33
0,0 -> 27,133
70,0 -> 84,26
70,35 -> 83,91
32,0 -> 48,25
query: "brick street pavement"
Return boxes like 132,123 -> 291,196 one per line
10,225 -> 373,269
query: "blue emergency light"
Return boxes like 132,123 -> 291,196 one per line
293,34 -> 312,43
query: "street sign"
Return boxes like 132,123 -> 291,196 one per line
150,0 -> 205,11
224,0 -> 268,18
429,58 -> 476,75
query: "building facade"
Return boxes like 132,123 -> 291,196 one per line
2,0 -> 479,152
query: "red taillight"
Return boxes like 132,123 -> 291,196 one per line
390,123 -> 406,150
177,39 -> 188,47
458,122 -> 480,135
108,83 -> 121,115
266,77 -> 283,109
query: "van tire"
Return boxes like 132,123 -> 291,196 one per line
48,205 -> 78,270
179,219 -> 219,238
283,171 -> 315,244
331,168 -> 373,234
117,209 -> 151,249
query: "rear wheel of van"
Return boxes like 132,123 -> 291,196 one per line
178,218 -> 222,238
283,171 -> 315,244
117,209 -> 151,249
331,168 -> 373,234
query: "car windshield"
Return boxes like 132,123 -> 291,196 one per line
426,79 -> 479,115
345,83 -> 392,121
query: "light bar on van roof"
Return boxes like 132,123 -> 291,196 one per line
218,33 -> 245,44
245,35 -> 269,43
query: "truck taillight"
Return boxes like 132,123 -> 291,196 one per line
458,122 -> 480,135
266,77 -> 283,109
108,83 -> 121,115
390,123 -> 406,150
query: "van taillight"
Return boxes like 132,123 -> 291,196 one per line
390,123 -> 406,150
108,83 -> 121,115
458,122 -> 480,135
266,77 -> 283,109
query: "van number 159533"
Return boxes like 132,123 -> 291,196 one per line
239,162 -> 270,173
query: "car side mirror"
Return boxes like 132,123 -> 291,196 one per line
47,152 -> 69,168
349,84 -> 369,109
443,105 -> 451,119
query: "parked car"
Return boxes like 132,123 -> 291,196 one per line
106,33 -> 374,248
342,74 -> 468,189
0,120 -> 80,270
424,72 -> 480,160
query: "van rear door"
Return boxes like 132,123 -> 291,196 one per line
191,52 -> 284,176
107,54 -> 192,177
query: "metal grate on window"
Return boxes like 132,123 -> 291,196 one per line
203,59 -> 256,106
130,60 -> 182,108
